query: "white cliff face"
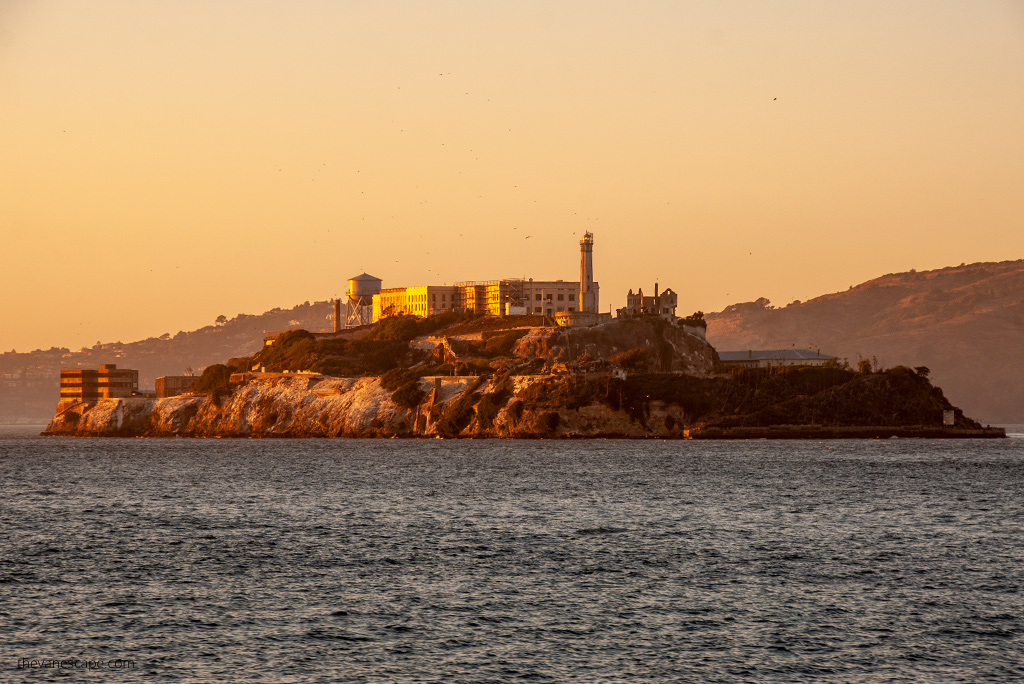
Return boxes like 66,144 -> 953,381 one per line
44,371 -> 694,439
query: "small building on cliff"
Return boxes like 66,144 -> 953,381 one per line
156,375 -> 196,398
617,283 -> 678,320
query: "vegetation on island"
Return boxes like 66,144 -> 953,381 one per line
221,314 -> 541,384
507,363 -> 979,431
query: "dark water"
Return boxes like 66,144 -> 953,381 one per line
2,428 -> 1023,683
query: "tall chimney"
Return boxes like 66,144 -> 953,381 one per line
333,299 -> 341,333
579,232 -> 595,314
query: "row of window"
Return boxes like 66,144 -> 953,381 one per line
534,293 -> 575,301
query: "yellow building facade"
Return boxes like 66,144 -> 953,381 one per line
371,279 -> 599,322
373,285 -> 459,321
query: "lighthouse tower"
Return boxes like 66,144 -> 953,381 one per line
579,232 -> 596,313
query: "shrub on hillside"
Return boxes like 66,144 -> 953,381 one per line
610,347 -> 652,371
481,329 -> 529,357
391,381 -> 426,409
194,364 -> 233,393
346,339 -> 413,373
381,367 -> 420,391
311,358 -> 361,376
372,312 -> 479,342
257,329 -> 317,371
374,316 -> 421,342
226,356 -> 252,373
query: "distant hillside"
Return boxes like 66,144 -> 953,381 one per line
705,260 -> 1024,423
0,301 -> 334,422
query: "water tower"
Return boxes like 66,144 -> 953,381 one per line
346,273 -> 382,328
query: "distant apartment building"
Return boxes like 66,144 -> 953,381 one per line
58,364 -> 139,411
155,375 -> 197,398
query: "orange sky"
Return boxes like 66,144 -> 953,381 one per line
2,1 -> 1023,352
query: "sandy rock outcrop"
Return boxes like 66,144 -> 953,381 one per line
513,318 -> 715,373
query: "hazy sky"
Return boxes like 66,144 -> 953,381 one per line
3,1 -> 1023,353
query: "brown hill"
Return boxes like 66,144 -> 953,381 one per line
705,260 -> 1024,423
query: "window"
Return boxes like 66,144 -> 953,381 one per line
546,308 -> 553,315
557,306 -> 563,312
568,307 -> 575,312
535,294 -> 541,301
557,294 -> 564,301
568,294 -> 575,301
534,306 -> 541,313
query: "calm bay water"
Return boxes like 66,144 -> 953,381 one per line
2,427 -> 1023,682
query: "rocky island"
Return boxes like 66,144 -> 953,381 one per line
44,314 -> 1003,439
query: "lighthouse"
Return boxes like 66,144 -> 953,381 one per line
579,231 -> 596,313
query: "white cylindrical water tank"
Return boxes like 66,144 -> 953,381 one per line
348,273 -> 382,303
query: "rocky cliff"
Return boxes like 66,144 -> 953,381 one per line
44,374 -> 663,438
45,364 -> 989,439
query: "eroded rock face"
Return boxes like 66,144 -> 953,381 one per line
44,373 -> 689,439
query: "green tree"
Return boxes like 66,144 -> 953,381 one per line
194,364 -> 233,393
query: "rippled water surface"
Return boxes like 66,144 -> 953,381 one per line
2,428 -> 1023,682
